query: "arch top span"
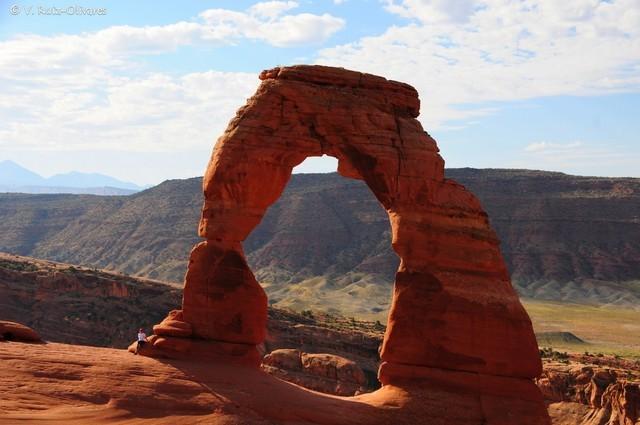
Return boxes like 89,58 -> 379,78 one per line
145,64 -> 549,424
200,64 -> 444,243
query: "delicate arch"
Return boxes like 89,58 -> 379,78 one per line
151,65 -> 542,383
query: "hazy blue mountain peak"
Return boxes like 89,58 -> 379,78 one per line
0,161 -> 142,193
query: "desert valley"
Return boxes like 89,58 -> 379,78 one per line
2,168 -> 639,356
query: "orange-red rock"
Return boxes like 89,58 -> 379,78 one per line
537,362 -> 640,425
181,240 -> 267,344
0,341 -> 550,424
152,309 -> 192,338
262,348 -> 367,396
127,334 -> 262,367
0,321 -> 41,342
147,64 -> 548,423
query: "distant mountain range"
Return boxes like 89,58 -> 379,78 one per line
0,169 -> 638,318
0,160 -> 142,195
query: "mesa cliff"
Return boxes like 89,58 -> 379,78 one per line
1,169 -> 638,313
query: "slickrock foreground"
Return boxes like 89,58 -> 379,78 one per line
0,341 -> 543,424
138,65 -> 549,423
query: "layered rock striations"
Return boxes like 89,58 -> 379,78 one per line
538,361 -> 640,424
145,65 -> 549,423
446,168 -> 640,304
2,170 -> 639,309
0,252 -> 181,347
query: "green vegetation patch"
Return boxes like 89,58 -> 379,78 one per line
0,260 -> 38,272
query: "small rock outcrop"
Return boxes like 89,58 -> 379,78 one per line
262,349 -> 367,396
0,321 -> 41,342
265,309 -> 382,379
146,65 -> 549,424
538,362 -> 640,425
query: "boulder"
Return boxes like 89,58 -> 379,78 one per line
262,349 -> 367,396
0,321 -> 41,342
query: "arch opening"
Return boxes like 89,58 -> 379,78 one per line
247,152 -> 396,312
243,157 -> 398,393
291,154 -> 339,175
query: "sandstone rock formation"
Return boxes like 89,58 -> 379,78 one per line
147,65 -> 549,423
262,348 -> 367,396
0,341 -> 551,424
0,321 -> 40,342
538,362 -> 640,424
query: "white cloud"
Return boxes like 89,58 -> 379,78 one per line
0,2 -> 345,159
0,71 -> 259,153
248,1 -> 299,19
524,141 -> 583,152
0,1 -> 344,78
514,140 -> 639,176
199,3 -> 345,47
384,0 -> 480,23
317,0 -> 640,129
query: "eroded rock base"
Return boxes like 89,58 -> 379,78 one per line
380,362 -> 551,425
128,309 -> 261,367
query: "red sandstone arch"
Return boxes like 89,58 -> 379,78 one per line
144,65 -> 550,424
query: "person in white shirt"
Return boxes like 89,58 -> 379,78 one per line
135,328 -> 148,354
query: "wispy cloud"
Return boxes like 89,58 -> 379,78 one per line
0,70 -> 259,152
514,140 -> 638,176
199,2 -> 345,47
524,141 -> 583,153
0,1 -> 345,155
317,0 -> 640,128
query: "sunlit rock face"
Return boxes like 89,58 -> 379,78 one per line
148,65 -> 550,424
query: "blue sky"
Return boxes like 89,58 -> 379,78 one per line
1,0 -> 639,185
